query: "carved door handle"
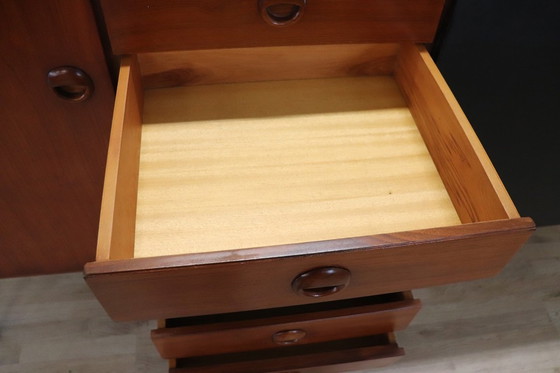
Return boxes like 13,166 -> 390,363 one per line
258,0 -> 307,27
47,66 -> 94,102
292,267 -> 351,297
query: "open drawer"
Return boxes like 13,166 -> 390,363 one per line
84,43 -> 534,321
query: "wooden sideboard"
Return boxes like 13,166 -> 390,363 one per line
82,0 -> 534,371
1,0 -> 535,371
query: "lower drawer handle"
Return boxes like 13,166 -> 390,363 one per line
292,267 -> 351,297
272,329 -> 307,345
258,0 -> 306,27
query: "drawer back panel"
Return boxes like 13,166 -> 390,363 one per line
137,43 -> 400,89
99,0 -> 445,54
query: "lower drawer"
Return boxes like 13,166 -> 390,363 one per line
169,334 -> 403,373
152,292 -> 420,358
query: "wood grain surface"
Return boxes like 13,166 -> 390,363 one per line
100,0 -> 445,54
137,44 -> 400,89
135,76 -> 460,258
0,0 -> 114,276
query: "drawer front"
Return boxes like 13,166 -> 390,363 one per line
85,219 -> 533,321
152,293 -> 420,358
169,334 -> 403,373
100,0 -> 445,54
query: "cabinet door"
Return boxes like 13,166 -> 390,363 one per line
0,0 -> 114,277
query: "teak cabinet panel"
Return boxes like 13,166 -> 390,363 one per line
0,0 -> 114,277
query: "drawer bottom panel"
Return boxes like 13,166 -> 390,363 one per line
169,334 -> 403,373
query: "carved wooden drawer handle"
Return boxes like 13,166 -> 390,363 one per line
47,66 -> 94,102
272,329 -> 307,345
258,0 -> 307,27
292,267 -> 351,297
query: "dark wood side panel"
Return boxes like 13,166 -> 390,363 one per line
85,218 -> 534,321
151,296 -> 420,358
99,0 -> 445,54
170,335 -> 403,373
0,0 -> 114,277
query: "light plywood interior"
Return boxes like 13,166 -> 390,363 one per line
134,76 -> 461,258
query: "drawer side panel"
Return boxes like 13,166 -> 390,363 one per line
96,56 -> 143,260
395,44 -> 519,223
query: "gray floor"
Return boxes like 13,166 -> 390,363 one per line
1,225 -> 559,372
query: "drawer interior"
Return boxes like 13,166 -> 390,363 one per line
136,75 -> 459,258
97,43 -> 519,261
